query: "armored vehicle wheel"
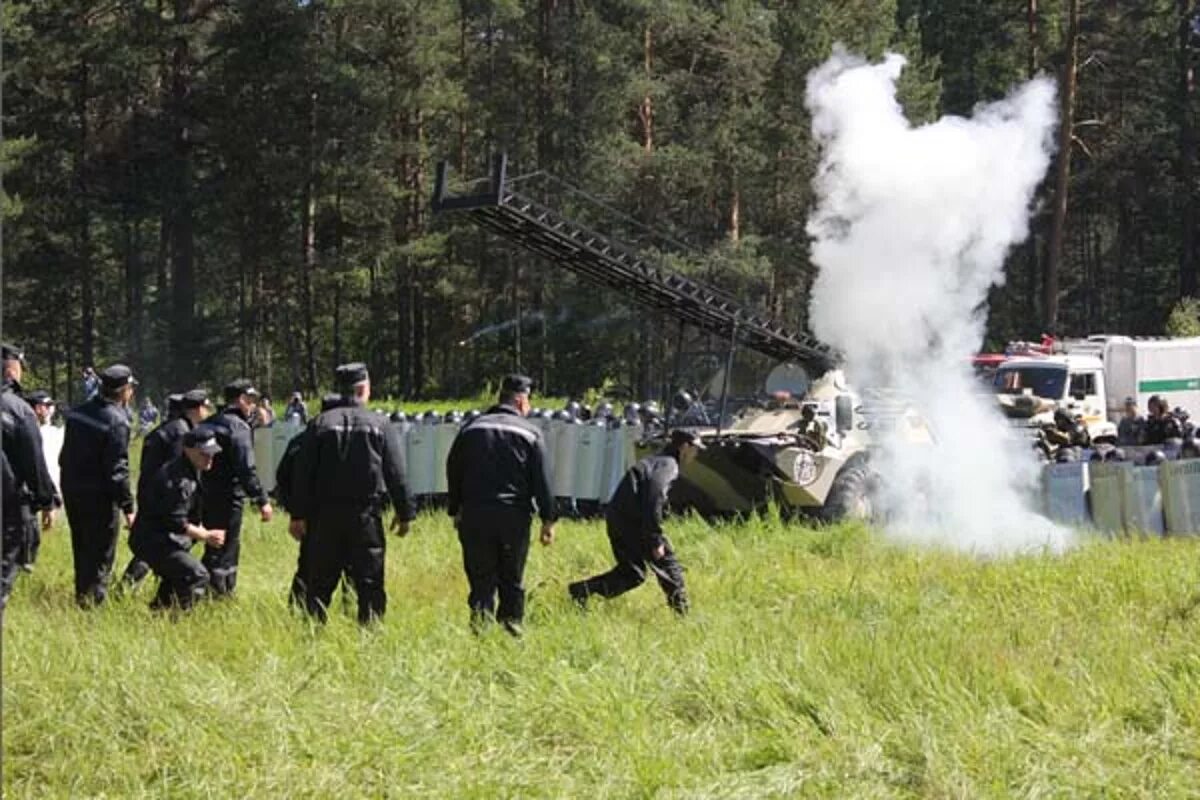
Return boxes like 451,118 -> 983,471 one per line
820,464 -> 875,523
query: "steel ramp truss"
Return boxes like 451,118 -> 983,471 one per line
433,154 -> 835,372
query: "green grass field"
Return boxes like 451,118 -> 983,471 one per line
4,507 -> 1200,798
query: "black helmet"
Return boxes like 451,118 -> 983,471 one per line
390,410 -> 408,423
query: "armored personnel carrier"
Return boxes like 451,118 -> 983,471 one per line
433,155 -> 923,520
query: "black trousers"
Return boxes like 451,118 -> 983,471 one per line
289,530 -> 354,611
63,491 -> 121,606
568,518 -> 688,613
0,517 -> 25,609
134,539 -> 210,611
457,506 -> 532,625
17,502 -> 39,567
201,497 -> 244,596
301,503 -> 385,624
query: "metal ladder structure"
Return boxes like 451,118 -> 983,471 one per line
432,154 -> 836,374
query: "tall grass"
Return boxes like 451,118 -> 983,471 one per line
3,508 -> 1199,798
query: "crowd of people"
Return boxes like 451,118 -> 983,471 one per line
1,343 -> 701,632
1039,393 -> 1200,464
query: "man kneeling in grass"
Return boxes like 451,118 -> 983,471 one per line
568,429 -> 703,615
128,428 -> 226,611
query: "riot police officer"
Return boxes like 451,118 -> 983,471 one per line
446,374 -> 556,636
288,364 -> 413,624
0,344 -> 57,607
59,363 -> 137,606
198,380 -> 273,596
122,389 -> 212,588
128,428 -> 226,611
567,429 -> 701,615
1143,395 -> 1183,445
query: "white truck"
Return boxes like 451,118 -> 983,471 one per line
991,336 -> 1200,441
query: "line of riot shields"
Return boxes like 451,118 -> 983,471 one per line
253,405 -> 665,517
1042,443 -> 1200,536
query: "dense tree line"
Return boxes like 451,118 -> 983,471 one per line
3,1 -> 1198,404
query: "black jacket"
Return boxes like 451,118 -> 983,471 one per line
198,407 -> 268,507
273,426 -> 311,514
130,455 -> 203,554
137,416 -> 191,505
59,394 -> 134,513
606,452 -> 680,549
0,379 -> 57,511
445,404 -> 555,521
290,400 -> 414,521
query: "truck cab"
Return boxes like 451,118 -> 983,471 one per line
992,354 -> 1117,442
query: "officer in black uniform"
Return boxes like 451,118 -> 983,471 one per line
288,364 -> 413,624
129,428 -> 228,611
59,363 -> 137,606
122,389 -> 212,588
1143,395 -> 1183,445
0,344 -> 58,608
568,429 -> 702,615
446,374 -> 556,636
198,379 -> 273,596
276,393 -> 345,609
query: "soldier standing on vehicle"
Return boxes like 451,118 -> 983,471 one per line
567,429 -> 701,615
288,364 -> 414,624
0,345 -> 57,606
1117,396 -> 1144,446
59,364 -> 137,607
198,380 -> 273,596
446,374 -> 556,636
796,404 -> 828,450
128,428 -> 227,611
122,389 -> 212,588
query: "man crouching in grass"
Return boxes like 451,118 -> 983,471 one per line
128,428 -> 226,611
567,429 -> 703,615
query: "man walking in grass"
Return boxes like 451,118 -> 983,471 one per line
198,380 -> 273,596
446,374 -> 556,636
288,364 -> 414,624
59,364 -> 137,607
568,429 -> 703,615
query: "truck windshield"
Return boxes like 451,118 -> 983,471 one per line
993,365 -> 1067,399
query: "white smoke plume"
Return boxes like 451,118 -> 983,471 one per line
805,48 -> 1071,554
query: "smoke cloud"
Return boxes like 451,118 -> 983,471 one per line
805,48 -> 1071,553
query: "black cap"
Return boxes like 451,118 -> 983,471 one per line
669,429 -> 707,450
166,393 -> 184,415
1,343 -> 26,365
335,362 -> 369,388
501,374 -> 533,396
223,379 -> 260,402
182,427 -> 222,455
180,389 -> 210,409
100,364 -> 137,391
25,390 -> 53,406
